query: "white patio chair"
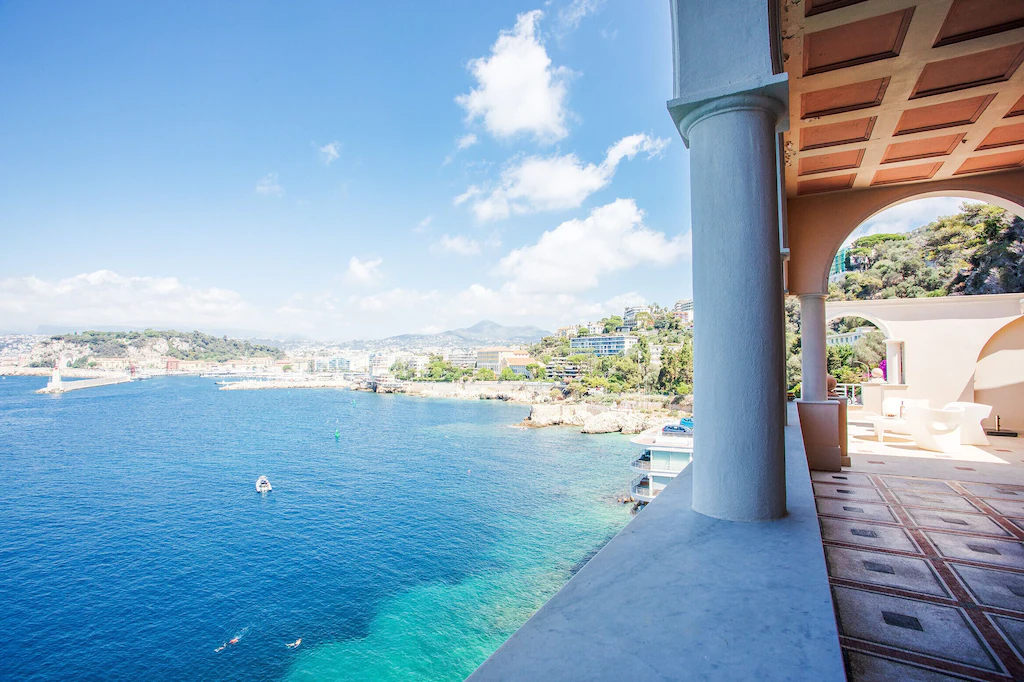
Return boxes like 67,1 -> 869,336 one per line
906,406 -> 965,454
943,402 -> 993,446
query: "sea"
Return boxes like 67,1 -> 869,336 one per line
0,376 -> 635,681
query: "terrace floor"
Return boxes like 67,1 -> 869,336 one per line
815,416 -> 1024,681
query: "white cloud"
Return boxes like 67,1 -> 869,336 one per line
497,198 -> 689,294
345,256 -> 384,285
558,0 -> 604,30
453,186 -> 482,206
413,216 -> 433,233
456,133 -> 478,150
461,133 -> 670,221
844,197 -> 979,246
319,141 -> 341,164
432,234 -> 481,256
456,10 -> 571,144
0,270 -> 251,331
256,173 -> 284,196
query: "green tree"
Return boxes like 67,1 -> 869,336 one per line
602,315 -> 623,333
476,367 -> 496,381
499,367 -> 518,381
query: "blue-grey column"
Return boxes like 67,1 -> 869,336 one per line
680,94 -> 788,521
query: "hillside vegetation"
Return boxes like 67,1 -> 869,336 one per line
49,330 -> 284,362
830,203 -> 1024,300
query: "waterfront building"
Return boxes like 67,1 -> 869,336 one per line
475,347 -> 529,373
629,427 -> 693,505
555,326 -> 579,339
585,321 -> 605,335
329,357 -> 351,371
569,335 -> 637,357
368,353 -> 393,377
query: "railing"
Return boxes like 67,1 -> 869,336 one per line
631,474 -> 657,498
835,383 -> 863,405
631,457 -> 652,471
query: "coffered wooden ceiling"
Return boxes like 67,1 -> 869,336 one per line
781,0 -> 1024,196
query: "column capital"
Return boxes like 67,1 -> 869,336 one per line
798,292 -> 828,301
667,73 -> 789,148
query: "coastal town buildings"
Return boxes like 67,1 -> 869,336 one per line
569,335 -> 638,357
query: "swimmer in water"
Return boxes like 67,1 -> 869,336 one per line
286,638 -> 302,649
215,636 -> 240,653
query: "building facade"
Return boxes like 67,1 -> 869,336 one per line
569,335 -> 638,357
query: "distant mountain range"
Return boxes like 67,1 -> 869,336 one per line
338,320 -> 552,350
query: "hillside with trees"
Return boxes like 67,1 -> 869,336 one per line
43,330 -> 284,364
830,203 -> 1023,300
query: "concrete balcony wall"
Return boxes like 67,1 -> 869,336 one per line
468,406 -> 846,681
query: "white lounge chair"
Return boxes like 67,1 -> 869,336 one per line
943,402 -> 993,446
867,398 -> 928,441
907,406 -> 965,454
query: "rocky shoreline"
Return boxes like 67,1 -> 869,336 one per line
519,403 -> 681,434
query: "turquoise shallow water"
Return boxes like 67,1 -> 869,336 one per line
0,376 -> 634,680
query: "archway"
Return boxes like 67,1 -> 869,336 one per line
793,188 -> 1024,406
975,316 -> 1024,433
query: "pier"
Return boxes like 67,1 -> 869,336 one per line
36,367 -> 132,394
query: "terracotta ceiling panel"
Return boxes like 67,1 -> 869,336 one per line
954,150 -> 1024,174
798,149 -> 866,176
805,0 -> 869,18
803,8 -> 915,76
797,174 -> 857,195
801,78 -> 890,119
881,133 -> 965,163
871,162 -> 943,186
801,117 -> 876,150
934,0 -> 1024,48
1007,93 -> 1024,118
894,94 -> 996,135
911,43 -> 1024,99
976,123 -> 1024,150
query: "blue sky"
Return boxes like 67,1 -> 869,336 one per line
0,1 -> 970,339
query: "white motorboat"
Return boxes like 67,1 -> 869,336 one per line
255,475 -> 272,493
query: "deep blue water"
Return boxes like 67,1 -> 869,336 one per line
0,377 -> 633,681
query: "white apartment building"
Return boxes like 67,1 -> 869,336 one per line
446,349 -> 476,367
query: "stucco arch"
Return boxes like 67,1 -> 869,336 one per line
975,316 -> 1024,431
823,310 -> 890,339
786,169 -> 1024,296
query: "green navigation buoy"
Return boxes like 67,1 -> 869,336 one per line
335,429 -> 341,441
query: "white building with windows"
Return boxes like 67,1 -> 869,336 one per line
629,426 -> 693,505
569,335 -> 637,357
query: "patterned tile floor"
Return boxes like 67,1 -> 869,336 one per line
813,470 -> 1024,681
